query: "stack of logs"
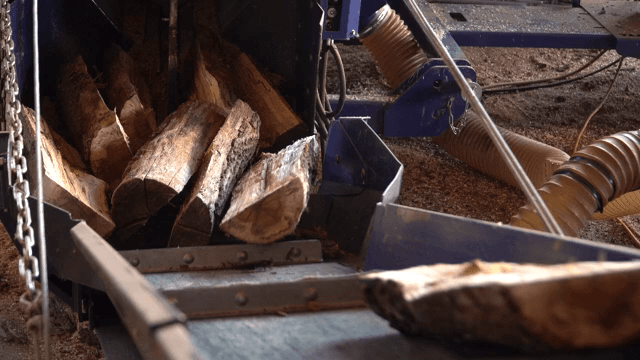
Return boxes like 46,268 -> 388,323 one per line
22,42 -> 320,249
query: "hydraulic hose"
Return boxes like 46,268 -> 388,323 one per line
434,112 -> 640,228
511,131 -> 640,236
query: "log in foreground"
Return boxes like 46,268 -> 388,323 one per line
220,135 -> 320,244
364,260 -> 640,351
21,107 -> 115,237
111,101 -> 226,242
105,44 -> 157,155
57,56 -> 132,188
169,100 -> 260,247
232,53 -> 304,149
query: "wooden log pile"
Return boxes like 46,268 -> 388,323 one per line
37,37 -> 316,248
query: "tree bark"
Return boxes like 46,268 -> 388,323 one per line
219,135 -> 320,244
111,100 -> 226,243
104,44 -> 157,155
21,107 -> 115,237
57,56 -> 133,188
232,53 -> 304,149
169,100 -> 260,247
364,260 -> 640,350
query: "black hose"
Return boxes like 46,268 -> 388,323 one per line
484,57 -> 623,95
325,41 -> 346,119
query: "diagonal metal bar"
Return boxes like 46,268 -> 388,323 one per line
71,222 -> 200,360
400,0 -> 564,236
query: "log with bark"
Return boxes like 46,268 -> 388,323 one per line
219,135 -> 320,244
104,44 -> 157,155
363,260 -> 640,351
232,53 -> 304,149
21,107 -> 115,237
57,56 -> 132,188
111,100 -> 226,243
169,100 -> 260,247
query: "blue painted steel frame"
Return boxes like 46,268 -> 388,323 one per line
363,203 -> 640,271
320,0 -> 361,40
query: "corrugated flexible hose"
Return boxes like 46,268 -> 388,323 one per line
433,112 -> 640,236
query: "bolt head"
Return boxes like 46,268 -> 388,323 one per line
235,292 -> 248,306
130,257 -> 140,267
237,251 -> 248,261
183,253 -> 195,265
290,248 -> 302,257
304,287 -> 319,301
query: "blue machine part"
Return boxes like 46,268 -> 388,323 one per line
299,117 -> 403,253
332,59 -> 477,137
363,203 -> 640,271
320,0 -> 361,40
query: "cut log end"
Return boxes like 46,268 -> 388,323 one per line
220,177 -> 305,244
219,135 -> 320,244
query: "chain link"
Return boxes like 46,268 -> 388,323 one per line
1,0 -> 44,357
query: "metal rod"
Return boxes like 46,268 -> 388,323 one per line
403,0 -> 564,236
168,0 -> 178,113
32,0 -> 50,356
71,222 -> 198,360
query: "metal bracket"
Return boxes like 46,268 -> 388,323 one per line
163,275 -> 366,318
119,240 -> 323,273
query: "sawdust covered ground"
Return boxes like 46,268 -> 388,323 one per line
329,44 -> 640,247
0,225 -> 103,359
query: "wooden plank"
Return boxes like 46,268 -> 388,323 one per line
169,100 -> 260,247
71,222 -> 198,360
219,135 -> 320,244
57,56 -> 133,188
111,100 -> 226,243
105,44 -> 157,155
21,107 -> 115,237
232,53 -> 304,149
364,260 -> 640,350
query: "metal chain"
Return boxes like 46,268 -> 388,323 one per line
1,0 -> 44,358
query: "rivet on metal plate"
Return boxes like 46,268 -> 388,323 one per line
235,292 -> 248,306
237,251 -> 248,262
304,287 -> 319,301
182,253 -> 195,265
130,257 -> 140,267
290,248 -> 302,258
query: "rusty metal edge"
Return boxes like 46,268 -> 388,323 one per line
70,222 -> 200,360
120,240 -> 323,273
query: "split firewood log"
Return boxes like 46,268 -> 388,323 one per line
192,41 -> 235,113
57,56 -> 132,188
219,135 -> 320,244
232,53 -> 304,149
169,100 -> 260,247
104,44 -> 157,155
21,107 -> 114,237
364,260 -> 640,351
111,100 -> 226,242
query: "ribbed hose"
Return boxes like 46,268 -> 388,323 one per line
433,112 -> 569,189
511,131 -> 640,236
434,112 -> 640,226
359,7 -> 428,89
